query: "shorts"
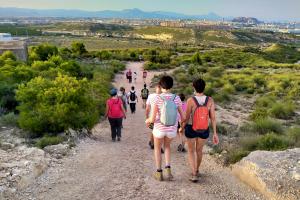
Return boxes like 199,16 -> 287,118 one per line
153,128 -> 177,139
185,125 -> 209,139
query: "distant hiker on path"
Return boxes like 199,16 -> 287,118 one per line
145,84 -> 161,149
146,76 -> 185,181
181,78 -> 219,183
141,84 -> 149,109
143,70 -> 148,82
177,93 -> 187,153
133,72 -> 138,83
126,69 -> 132,83
105,88 -> 126,142
118,87 -> 128,112
128,86 -> 138,114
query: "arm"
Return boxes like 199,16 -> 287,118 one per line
145,104 -> 151,118
105,101 -> 109,119
182,98 -> 193,128
121,104 -> 127,119
209,99 -> 219,144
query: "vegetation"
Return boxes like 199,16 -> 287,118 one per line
35,135 -> 65,149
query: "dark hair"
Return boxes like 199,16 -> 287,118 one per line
193,79 -> 206,93
179,93 -> 185,101
144,84 -> 147,88
120,87 -> 125,92
131,86 -> 135,90
159,75 -> 173,90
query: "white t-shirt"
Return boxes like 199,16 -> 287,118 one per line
146,93 -> 158,118
127,90 -> 138,103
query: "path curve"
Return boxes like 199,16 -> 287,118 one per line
16,62 -> 264,200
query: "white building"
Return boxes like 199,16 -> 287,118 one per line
0,33 -> 13,41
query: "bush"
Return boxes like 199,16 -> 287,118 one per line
16,74 -> 99,137
255,96 -> 276,108
0,112 -> 18,126
252,118 -> 283,134
287,127 -> 300,147
249,107 -> 269,121
35,135 -> 65,149
257,133 -> 289,151
226,148 -> 250,164
269,102 -> 295,119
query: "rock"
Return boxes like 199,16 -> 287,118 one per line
232,148 -> 300,200
44,144 -> 69,159
0,142 -> 15,151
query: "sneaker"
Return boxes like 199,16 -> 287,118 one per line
165,167 -> 173,181
148,141 -> 154,149
196,170 -> 201,177
154,171 -> 163,181
181,147 -> 186,152
189,175 -> 198,183
117,137 -> 121,141
177,144 -> 183,152
112,138 -> 116,142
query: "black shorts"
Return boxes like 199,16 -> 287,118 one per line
185,125 -> 209,139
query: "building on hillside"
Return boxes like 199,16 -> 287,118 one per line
0,33 -> 28,61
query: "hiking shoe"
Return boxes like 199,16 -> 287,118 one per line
112,138 -> 116,142
181,147 -> 186,152
189,175 -> 198,183
196,170 -> 201,177
177,144 -> 183,152
117,137 -> 121,141
165,168 -> 173,181
154,171 -> 163,181
149,141 -> 154,149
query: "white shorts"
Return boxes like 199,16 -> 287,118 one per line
153,128 -> 177,139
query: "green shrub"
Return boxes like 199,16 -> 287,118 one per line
226,148 -> 250,164
257,133 -> 289,151
35,135 -> 65,149
287,127 -> 300,147
0,112 -> 18,126
249,107 -> 269,121
252,118 -> 283,134
213,90 -> 230,103
255,96 -> 276,108
269,102 -> 295,119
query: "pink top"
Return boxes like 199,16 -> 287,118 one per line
107,98 -> 124,118
153,93 -> 182,133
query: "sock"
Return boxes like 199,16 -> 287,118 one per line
157,169 -> 162,172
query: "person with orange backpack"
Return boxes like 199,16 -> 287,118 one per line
105,88 -> 126,142
181,78 -> 219,183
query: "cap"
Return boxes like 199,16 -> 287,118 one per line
110,88 -> 118,96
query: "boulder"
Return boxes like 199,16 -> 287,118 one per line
44,144 -> 69,159
232,148 -> 300,200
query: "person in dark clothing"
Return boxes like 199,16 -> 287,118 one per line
127,86 -> 138,114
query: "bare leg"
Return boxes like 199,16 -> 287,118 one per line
164,137 -> 173,166
195,138 -> 206,172
187,138 -> 197,175
154,137 -> 163,170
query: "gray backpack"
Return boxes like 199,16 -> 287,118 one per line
159,94 -> 177,126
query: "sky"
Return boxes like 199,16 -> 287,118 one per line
0,0 -> 299,21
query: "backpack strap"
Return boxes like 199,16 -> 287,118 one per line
204,96 -> 210,106
172,94 -> 176,101
192,96 -> 201,107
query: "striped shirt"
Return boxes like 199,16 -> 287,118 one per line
153,93 -> 182,133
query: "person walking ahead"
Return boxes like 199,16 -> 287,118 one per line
105,88 -> 126,142
181,78 -> 219,182
141,84 -> 149,109
128,86 -> 138,114
146,76 -> 185,181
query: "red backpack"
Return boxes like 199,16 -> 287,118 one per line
108,98 -> 123,118
192,96 -> 210,133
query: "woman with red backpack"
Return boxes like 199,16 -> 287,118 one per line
181,79 -> 219,183
105,88 -> 126,142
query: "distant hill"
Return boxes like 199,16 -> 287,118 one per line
0,7 -> 223,20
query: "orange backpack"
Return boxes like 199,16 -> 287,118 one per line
192,96 -> 210,133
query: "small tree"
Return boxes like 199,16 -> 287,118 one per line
71,42 -> 87,56
191,52 -> 202,65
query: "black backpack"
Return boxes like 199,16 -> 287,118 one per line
130,91 -> 136,101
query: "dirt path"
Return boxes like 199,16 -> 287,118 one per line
16,62 -> 264,200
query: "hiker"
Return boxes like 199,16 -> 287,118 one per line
181,78 -> 219,183
118,87 -> 127,112
105,88 -> 126,142
133,72 -> 138,83
126,69 -> 132,83
145,84 -> 161,149
127,86 -> 138,114
177,93 -> 187,152
141,84 -> 149,109
146,76 -> 185,181
143,70 -> 148,82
